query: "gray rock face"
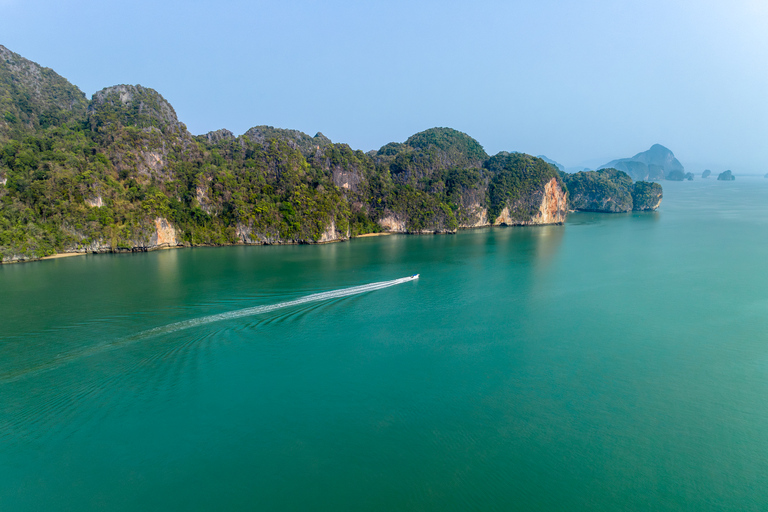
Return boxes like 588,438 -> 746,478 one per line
244,126 -> 331,156
203,129 -> 235,144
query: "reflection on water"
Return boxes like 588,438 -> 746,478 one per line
154,247 -> 180,289
531,224 -> 565,270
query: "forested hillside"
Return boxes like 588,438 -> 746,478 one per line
0,45 -> 572,262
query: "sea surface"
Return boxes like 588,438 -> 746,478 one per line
2,177 -> 768,511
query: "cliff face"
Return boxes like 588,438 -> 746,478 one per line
532,177 -> 568,224
493,178 -> 567,225
150,217 -> 178,247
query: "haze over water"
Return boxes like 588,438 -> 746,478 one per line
2,177 -> 768,511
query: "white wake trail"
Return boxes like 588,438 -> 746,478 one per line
1,276 -> 418,384
133,275 -> 418,339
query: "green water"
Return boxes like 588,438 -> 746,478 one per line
2,178 -> 768,511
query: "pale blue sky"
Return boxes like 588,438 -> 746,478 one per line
2,0 -> 767,173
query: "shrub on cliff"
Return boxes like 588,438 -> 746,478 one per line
631,181 -> 663,211
563,168 -> 634,212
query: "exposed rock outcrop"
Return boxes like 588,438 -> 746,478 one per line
150,217 -> 178,247
457,203 -> 489,228
203,129 -> 235,144
494,178 -> 567,225
244,126 -> 331,157
378,215 -> 407,233
234,218 -> 349,245
317,220 -> 350,243
85,195 -> 103,207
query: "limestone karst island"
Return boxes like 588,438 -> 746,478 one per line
1,44 -> 665,263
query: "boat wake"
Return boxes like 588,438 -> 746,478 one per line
131,274 -> 418,340
0,275 -> 419,384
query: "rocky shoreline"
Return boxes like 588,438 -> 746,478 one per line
3,217 -> 569,265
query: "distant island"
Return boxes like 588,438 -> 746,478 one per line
702,169 -> 712,178
600,144 -> 685,181
717,170 -> 735,181
0,45 -> 661,263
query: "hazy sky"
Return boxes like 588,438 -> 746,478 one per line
2,0 -> 767,172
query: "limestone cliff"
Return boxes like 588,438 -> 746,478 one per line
235,218 -> 349,245
150,217 -> 178,248
493,178 -> 567,225
528,177 -> 568,224
378,215 -> 408,233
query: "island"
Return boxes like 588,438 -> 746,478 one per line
600,144 -> 685,181
717,170 -> 735,181
562,169 -> 662,212
0,44 -> 574,263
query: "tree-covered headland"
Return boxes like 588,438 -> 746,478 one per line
0,44 -> 659,263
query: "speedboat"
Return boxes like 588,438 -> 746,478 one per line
411,274 -> 419,279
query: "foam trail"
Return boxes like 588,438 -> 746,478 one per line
131,275 -> 417,340
0,275 -> 418,383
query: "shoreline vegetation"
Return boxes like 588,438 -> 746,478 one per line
5,226 -> 512,265
0,44 -> 661,265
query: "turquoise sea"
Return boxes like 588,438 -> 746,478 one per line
2,177 -> 768,511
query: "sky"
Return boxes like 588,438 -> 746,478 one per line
1,0 -> 767,173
